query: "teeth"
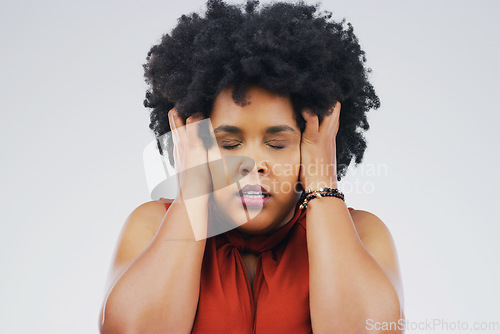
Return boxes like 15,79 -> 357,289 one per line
241,191 -> 267,198
244,191 -> 264,195
243,194 -> 265,198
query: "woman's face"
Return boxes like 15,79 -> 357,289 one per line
208,84 -> 303,235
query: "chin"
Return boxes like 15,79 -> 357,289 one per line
236,218 -> 275,235
213,193 -> 297,234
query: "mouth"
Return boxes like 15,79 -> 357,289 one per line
236,184 -> 271,208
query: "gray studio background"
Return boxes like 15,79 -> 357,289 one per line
1,0 -> 499,333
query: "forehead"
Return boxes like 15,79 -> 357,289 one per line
210,85 -> 298,129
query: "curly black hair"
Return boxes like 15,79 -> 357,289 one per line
143,0 -> 380,181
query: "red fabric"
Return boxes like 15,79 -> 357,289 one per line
161,199 -> 354,333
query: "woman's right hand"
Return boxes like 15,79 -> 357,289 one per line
167,107 -> 215,202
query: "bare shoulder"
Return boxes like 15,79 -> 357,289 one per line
113,200 -> 169,263
348,208 -> 398,260
125,200 -> 169,235
348,209 -> 393,242
103,200 -> 168,293
348,209 -> 404,311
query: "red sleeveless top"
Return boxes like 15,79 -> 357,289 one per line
162,199 -> 354,333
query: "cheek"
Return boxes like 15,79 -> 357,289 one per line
271,150 -> 301,179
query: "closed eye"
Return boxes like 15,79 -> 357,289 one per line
266,141 -> 285,150
222,144 -> 239,150
218,139 -> 241,150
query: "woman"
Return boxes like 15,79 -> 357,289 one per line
99,0 -> 405,333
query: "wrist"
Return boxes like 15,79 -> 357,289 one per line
299,186 -> 344,210
305,193 -> 344,209
302,179 -> 338,192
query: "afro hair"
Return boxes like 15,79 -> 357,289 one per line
143,0 -> 380,181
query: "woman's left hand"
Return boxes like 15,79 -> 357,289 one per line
299,102 -> 341,191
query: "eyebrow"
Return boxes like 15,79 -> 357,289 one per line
266,125 -> 298,134
214,124 -> 297,134
213,125 -> 240,134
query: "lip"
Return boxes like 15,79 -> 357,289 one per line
237,184 -> 271,208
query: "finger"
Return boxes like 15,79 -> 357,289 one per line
325,107 -> 335,134
172,108 -> 187,144
204,118 -> 227,187
168,108 -> 180,144
174,109 -> 187,133
185,113 -> 202,141
301,108 -> 319,141
331,102 -> 341,138
333,117 -> 340,139
205,118 -> 223,161
320,102 -> 339,137
185,113 -> 202,125
168,107 -> 176,131
168,108 -> 183,170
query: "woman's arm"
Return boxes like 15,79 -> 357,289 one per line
99,108 -> 213,333
99,197 -> 208,334
306,197 -> 404,334
299,105 -> 404,333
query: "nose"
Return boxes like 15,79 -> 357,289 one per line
238,154 -> 270,177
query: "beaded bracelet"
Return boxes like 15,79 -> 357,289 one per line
299,187 -> 345,210
299,187 -> 342,201
304,187 -> 342,197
